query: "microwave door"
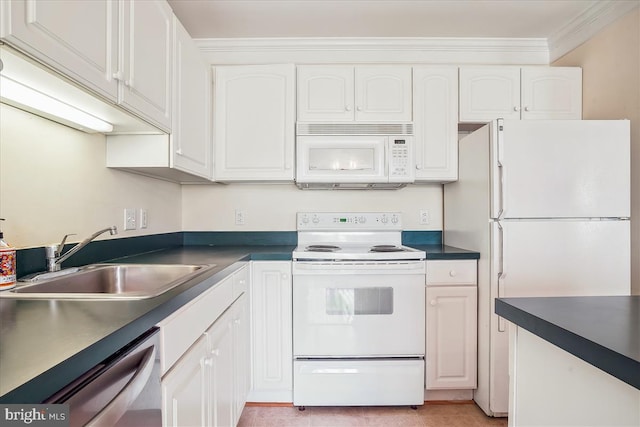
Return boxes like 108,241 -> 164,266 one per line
296,136 -> 387,183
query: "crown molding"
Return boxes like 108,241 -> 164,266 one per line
194,37 -> 549,65
548,0 -> 639,62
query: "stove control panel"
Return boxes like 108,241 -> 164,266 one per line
297,212 -> 402,230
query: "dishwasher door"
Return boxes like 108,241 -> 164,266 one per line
45,327 -> 161,427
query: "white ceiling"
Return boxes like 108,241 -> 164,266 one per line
168,0 -> 612,39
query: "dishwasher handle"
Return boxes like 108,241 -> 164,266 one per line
86,345 -> 156,427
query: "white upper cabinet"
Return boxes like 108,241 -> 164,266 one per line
519,67 -> 582,120
297,65 -> 412,122
459,66 -> 521,121
1,0 -> 173,132
171,16 -> 212,180
297,66 -> 353,122
413,66 -> 459,182
214,64 -> 295,181
119,0 -> 173,131
0,0 -> 119,102
459,66 -> 582,122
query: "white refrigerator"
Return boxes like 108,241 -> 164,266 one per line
444,119 -> 631,417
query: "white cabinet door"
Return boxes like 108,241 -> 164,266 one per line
413,66 -> 458,182
520,67 -> 582,120
232,293 -> 250,425
460,66 -> 582,122
231,264 -> 250,424
297,66 -> 353,121
162,335 -> 208,427
0,0 -> 119,101
171,16 -> 212,180
120,0 -> 172,131
214,64 -> 295,181
425,285 -> 477,389
459,66 -> 521,122
297,65 -> 412,122
355,66 -> 412,122
249,261 -> 293,402
206,310 -> 234,427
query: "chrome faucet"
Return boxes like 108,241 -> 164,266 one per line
46,226 -> 118,272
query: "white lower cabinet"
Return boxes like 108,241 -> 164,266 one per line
206,309 -> 234,427
425,260 -> 478,390
249,261 -> 293,402
159,264 -> 250,427
162,335 -> 208,426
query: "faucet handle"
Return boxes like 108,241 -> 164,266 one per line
57,233 -> 76,256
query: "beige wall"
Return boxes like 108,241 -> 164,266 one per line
181,183 -> 443,231
0,104 -> 182,248
553,8 -> 640,294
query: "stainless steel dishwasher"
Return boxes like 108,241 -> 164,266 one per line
45,327 -> 161,427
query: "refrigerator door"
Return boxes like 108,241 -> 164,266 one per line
489,219 -> 630,415
491,120 -> 630,219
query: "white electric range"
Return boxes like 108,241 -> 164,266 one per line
292,212 -> 426,408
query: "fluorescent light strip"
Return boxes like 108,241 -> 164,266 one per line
0,75 -> 113,133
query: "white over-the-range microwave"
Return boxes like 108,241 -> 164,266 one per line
295,123 -> 415,189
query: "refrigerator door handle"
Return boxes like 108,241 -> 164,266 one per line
496,221 -> 507,332
491,119 -> 505,218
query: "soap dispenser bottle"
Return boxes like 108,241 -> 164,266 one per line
0,218 -> 17,290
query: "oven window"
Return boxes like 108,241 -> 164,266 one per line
326,288 -> 394,315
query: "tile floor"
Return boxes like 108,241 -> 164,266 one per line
238,402 -> 508,427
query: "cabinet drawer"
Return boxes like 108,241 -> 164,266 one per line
159,276 -> 234,374
426,260 -> 477,286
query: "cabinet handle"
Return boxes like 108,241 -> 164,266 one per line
211,349 -> 220,357
356,106 -> 362,111
429,300 -> 437,306
204,357 -> 213,366
415,164 -> 422,170
112,71 -> 124,81
345,105 -> 352,112
524,106 -> 530,112
175,148 -> 183,155
449,270 -> 457,277
513,106 -> 520,112
282,274 -> 288,280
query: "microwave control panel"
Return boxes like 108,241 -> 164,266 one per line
388,138 -> 414,182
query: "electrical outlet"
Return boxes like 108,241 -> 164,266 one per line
235,209 -> 246,225
124,208 -> 137,230
139,208 -> 148,229
419,210 -> 429,225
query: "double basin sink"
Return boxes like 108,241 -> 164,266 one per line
0,263 -> 215,300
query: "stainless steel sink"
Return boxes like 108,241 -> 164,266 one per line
0,263 -> 214,300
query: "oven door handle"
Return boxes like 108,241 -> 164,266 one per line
86,345 -> 156,427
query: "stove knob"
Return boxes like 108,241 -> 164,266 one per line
358,216 -> 366,224
301,215 -> 309,224
381,216 -> 388,224
312,215 -> 320,224
391,215 -> 399,224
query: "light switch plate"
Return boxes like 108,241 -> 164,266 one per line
124,208 -> 137,230
139,208 -> 148,229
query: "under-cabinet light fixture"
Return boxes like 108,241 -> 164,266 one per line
0,75 -> 114,133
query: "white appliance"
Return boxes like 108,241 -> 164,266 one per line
292,212 -> 426,407
295,123 -> 414,189
444,119 -> 631,416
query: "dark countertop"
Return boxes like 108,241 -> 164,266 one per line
495,296 -> 640,390
417,244 -> 480,260
0,243 -> 478,403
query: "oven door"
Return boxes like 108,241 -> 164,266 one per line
292,261 -> 425,357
